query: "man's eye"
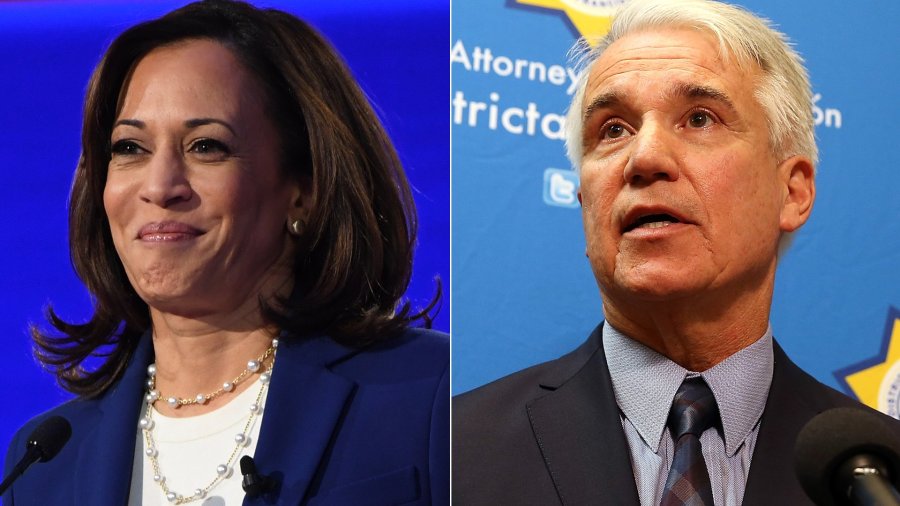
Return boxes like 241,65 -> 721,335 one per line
687,111 -> 714,128
602,122 -> 631,140
110,140 -> 144,156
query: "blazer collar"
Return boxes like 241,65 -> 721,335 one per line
525,324 -> 641,506
245,333 -> 358,505
69,331 -> 361,506
527,329 -> 824,505
74,333 -> 154,506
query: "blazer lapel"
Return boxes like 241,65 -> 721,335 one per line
526,326 -> 640,506
743,342 -> 818,505
247,335 -> 357,505
73,334 -> 153,506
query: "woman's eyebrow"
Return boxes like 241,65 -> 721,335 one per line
110,118 -> 237,136
112,118 -> 145,129
184,117 -> 237,135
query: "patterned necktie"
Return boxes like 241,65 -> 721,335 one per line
660,377 -> 720,506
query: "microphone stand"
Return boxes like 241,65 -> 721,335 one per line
0,445 -> 43,495
838,454 -> 900,506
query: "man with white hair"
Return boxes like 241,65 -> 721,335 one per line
453,0 -> 899,504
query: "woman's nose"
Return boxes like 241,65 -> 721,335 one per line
138,150 -> 193,207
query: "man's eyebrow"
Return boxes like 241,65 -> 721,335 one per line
669,83 -> 737,113
583,92 -> 624,124
581,83 -> 738,124
111,118 -> 237,135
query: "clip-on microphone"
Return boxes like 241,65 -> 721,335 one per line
240,455 -> 274,499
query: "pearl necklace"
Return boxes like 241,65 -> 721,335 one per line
145,344 -> 276,409
140,338 -> 278,504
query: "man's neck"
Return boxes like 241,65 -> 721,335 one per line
601,280 -> 773,371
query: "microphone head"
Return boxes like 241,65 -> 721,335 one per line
25,416 -> 72,463
794,407 -> 900,506
240,455 -> 256,475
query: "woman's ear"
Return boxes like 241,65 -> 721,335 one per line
286,175 -> 313,237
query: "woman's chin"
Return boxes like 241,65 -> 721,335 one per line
138,288 -> 206,317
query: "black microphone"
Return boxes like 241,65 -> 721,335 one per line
0,416 -> 72,495
794,407 -> 900,505
240,455 -> 273,498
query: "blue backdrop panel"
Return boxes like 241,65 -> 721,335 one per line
451,0 -> 900,419
0,0 -> 448,461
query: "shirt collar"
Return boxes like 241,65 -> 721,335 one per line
603,323 -> 774,456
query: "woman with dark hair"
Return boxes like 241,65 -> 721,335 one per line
2,1 -> 447,504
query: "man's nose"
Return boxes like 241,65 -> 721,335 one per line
138,149 -> 193,207
622,122 -> 680,185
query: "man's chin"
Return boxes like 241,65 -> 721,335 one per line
607,266 -> 713,302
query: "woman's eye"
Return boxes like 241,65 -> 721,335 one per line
687,111 -> 715,128
189,139 -> 230,155
110,140 -> 144,156
601,122 -> 631,140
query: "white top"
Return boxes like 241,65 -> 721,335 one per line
128,378 -> 268,505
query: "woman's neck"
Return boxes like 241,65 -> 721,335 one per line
148,310 -> 278,418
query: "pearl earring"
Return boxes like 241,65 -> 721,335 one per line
289,219 -> 304,236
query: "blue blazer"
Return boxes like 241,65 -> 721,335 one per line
4,328 -> 449,505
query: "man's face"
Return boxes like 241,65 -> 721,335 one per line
578,28 -> 796,304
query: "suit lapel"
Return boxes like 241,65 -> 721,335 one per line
246,335 -> 357,505
526,326 -> 640,506
73,334 -> 153,506
525,330 -> 838,505
743,342 -> 818,505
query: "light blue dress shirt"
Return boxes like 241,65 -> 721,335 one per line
603,324 -> 774,506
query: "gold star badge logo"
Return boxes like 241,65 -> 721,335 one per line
513,0 -> 627,41
840,307 -> 900,419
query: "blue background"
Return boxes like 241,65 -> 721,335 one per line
0,0 -> 448,461
452,0 -> 900,398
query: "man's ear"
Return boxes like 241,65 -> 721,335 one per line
778,155 -> 816,233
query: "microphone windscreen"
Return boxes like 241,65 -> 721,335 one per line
240,455 -> 255,475
794,407 -> 900,506
26,416 -> 71,462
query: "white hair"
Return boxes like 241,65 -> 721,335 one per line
565,0 -> 817,168
564,0 -> 818,255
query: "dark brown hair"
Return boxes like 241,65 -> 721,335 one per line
33,0 -> 438,397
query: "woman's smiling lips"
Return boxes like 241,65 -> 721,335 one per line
137,221 -> 204,242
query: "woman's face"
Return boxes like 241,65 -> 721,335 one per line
104,39 -> 303,318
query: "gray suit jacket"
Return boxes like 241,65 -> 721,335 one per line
452,324 -> 891,505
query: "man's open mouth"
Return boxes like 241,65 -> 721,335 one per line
623,214 -> 681,232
